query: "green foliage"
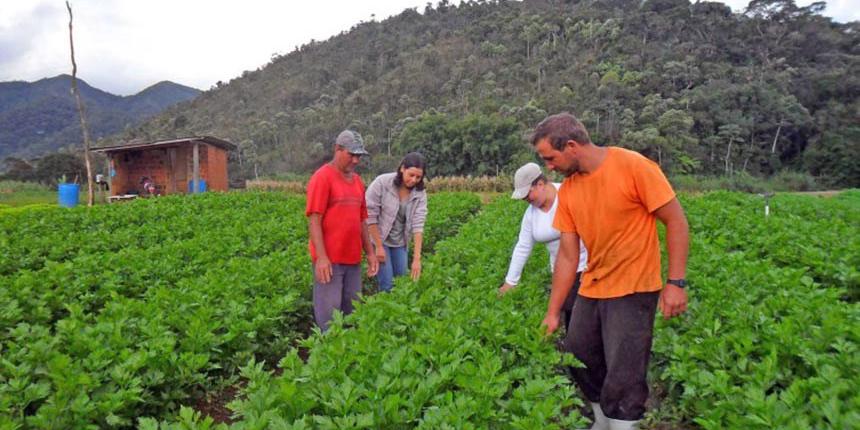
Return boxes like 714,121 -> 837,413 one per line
0,193 -> 312,428
158,197 -> 586,429
423,192 -> 482,253
650,191 -> 860,428
394,112 -> 527,177
1,153 -> 88,188
669,171 -> 822,193
0,190 -> 485,428
106,0 -> 859,186
3,178 -> 857,427
0,76 -> 200,159
0,180 -> 51,193
1,157 -> 36,182
803,124 -> 860,188
35,153 -> 87,187
0,180 -> 82,208
149,191 -> 858,429
425,175 -> 511,193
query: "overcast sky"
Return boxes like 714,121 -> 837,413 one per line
1,0 -> 856,96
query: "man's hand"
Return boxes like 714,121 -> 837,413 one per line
366,254 -> 379,277
654,198 -> 690,321
375,246 -> 386,264
658,283 -> 688,319
542,312 -> 561,336
498,282 -> 515,296
411,258 -> 422,281
315,256 -> 333,284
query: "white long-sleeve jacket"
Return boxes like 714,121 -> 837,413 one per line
504,183 -> 588,286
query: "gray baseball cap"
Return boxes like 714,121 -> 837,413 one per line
335,130 -> 369,155
511,162 -> 543,199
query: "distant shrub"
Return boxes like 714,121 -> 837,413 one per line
670,171 -> 823,193
770,171 -> 820,192
247,175 -> 513,194
425,175 -> 510,193
246,179 -> 306,194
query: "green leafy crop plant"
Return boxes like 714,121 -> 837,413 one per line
1,193 -> 312,429
153,197 -> 585,429
650,191 -> 859,429
0,191 -> 487,429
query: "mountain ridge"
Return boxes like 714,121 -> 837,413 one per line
0,75 -> 201,159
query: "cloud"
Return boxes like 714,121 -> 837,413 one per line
1,1 -> 436,94
0,2 -> 65,80
1,0 -> 856,95
721,0 -> 859,21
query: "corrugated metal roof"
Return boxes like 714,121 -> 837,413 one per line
92,136 -> 237,153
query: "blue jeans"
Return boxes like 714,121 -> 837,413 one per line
376,245 -> 408,292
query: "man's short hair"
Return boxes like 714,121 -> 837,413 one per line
530,112 -> 592,150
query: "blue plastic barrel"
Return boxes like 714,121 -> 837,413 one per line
187,179 -> 207,193
58,183 -> 80,208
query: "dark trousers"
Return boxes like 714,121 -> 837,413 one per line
562,291 -> 660,420
561,272 -> 582,332
312,264 -> 362,332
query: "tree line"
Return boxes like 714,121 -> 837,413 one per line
102,0 -> 857,187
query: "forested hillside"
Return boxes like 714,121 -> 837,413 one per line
107,0 -> 859,186
0,75 -> 200,159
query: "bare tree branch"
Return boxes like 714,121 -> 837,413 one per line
66,1 -> 95,207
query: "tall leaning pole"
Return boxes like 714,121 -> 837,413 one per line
66,1 -> 95,207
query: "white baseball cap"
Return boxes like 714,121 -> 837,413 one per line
511,162 -> 543,199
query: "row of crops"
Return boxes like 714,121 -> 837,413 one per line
2,190 -> 857,428
0,192 -> 481,429
148,191 -> 857,430
651,191 -> 860,429
156,198 -> 587,429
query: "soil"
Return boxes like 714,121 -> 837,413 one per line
192,315 -> 314,424
193,384 -> 242,424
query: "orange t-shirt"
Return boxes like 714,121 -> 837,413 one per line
553,147 -> 676,299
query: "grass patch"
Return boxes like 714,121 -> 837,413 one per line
0,180 -> 96,208
0,180 -> 57,207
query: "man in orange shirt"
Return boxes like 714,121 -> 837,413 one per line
531,113 -> 689,430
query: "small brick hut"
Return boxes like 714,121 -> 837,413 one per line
93,136 -> 236,197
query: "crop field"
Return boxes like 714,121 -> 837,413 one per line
1,190 -> 857,429
0,192 -> 480,429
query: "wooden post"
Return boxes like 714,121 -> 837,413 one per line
167,147 -> 177,193
192,142 -> 200,194
66,1 -> 95,207
104,157 -> 111,202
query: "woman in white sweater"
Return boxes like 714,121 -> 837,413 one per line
500,162 -> 588,330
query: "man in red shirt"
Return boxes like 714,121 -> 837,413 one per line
306,129 -> 379,332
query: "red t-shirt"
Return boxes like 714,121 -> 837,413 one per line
305,163 -> 368,264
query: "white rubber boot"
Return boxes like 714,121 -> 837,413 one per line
607,418 -> 640,430
578,402 -> 610,430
